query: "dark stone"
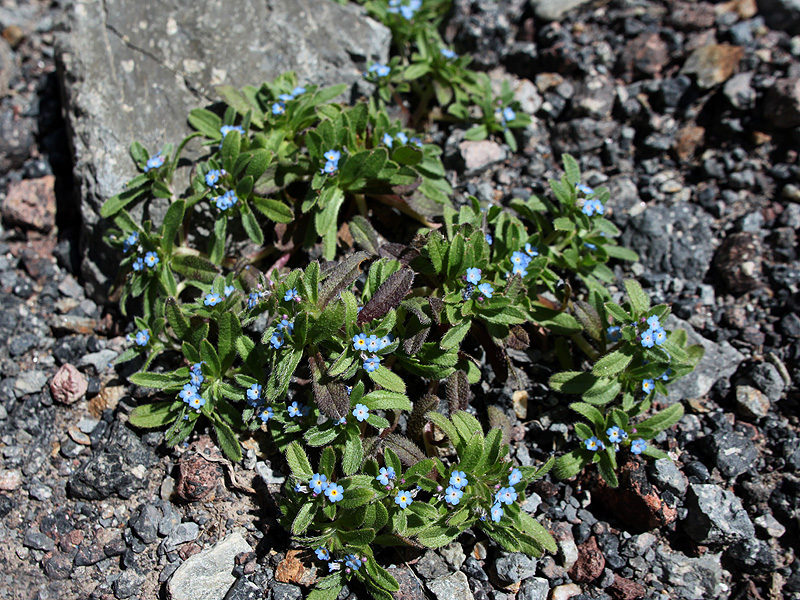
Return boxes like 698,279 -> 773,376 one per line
414,549 -> 449,580
0,494 -> 13,519
707,430 -> 759,479
714,232 -> 763,294
684,484 -> 755,546
684,461 -> 710,484
724,539 -> 777,575
462,556 -> 489,581
745,363 -> 786,403
271,582 -> 302,600
495,552 -> 537,585
224,577 -> 262,600
113,569 -> 145,599
44,551 -> 73,580
68,420 -> 157,500
131,503 -> 162,544
597,534 -> 625,570
23,530 -> 56,551
387,566 -> 426,600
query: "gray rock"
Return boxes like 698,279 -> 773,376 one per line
168,532 -> 253,600
571,74 -> 615,120
664,316 -> 744,404
439,542 -> 466,571
270,583 -> 301,600
725,538 -> 777,575
495,552 -> 537,585
707,430 -> 758,479
683,484 -> 754,545
735,385 -> 770,419
131,503 -> 162,544
621,203 -> 714,283
557,537 -> 579,570
754,513 -> 785,538
13,370 -> 48,397
427,571 -> 474,600
56,0 -> 390,302
744,362 -> 785,403
23,530 -> 56,551
647,459 -> 688,496
78,349 -> 118,374
158,501 -> 182,536
530,0 -> 593,21
0,37 -> 17,98
114,569 -> 146,599
414,549 -> 449,580
224,577 -> 261,600
458,140 -> 507,176
255,460 -> 285,486
518,577 -> 549,600
655,545 -> 723,599
165,522 -> 200,551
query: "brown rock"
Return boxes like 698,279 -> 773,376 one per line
713,232 -> 763,294
681,44 -> 744,89
674,125 -> 706,162
176,453 -> 223,502
607,574 -> 646,600
592,457 -> 677,532
388,566 -> 426,600
619,33 -> 669,81
59,529 -> 85,553
718,0 -> 757,19
2,25 -> 24,48
669,1 -> 717,29
1,176 -> 56,232
275,549 -> 319,587
568,536 -> 606,583
50,364 -> 89,405
763,78 -> 800,129
179,543 -> 202,560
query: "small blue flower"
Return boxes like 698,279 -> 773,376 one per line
259,407 -> 273,422
653,327 -> 667,345
144,251 -> 159,268
325,483 -> 344,502
288,401 -> 304,418
394,489 -> 413,508
270,331 -> 284,349
380,333 -> 394,348
584,436 -> 604,451
466,267 -> 481,284
440,48 -> 457,60
353,333 -> 368,351
508,468 -> 522,486
321,160 -> 338,175
485,233 -> 493,245
247,383 -> 262,404
495,486 -> 518,505
352,404 -> 369,422
293,482 -> 306,493
444,486 -> 463,505
323,149 -> 341,163
661,368 -> 672,382
123,232 -> 139,252
382,132 -> 393,147
144,152 -> 165,172
220,125 -> 244,138
344,554 -> 362,571
511,264 -> 528,277
511,251 -> 532,269
224,285 -> 235,297
410,137 -> 423,147
490,503 -> 504,522
631,439 -> 647,455
189,365 -> 204,387
272,102 -> 285,115
337,416 -> 347,426
582,198 -> 604,216
278,94 -> 294,102
606,325 -> 622,343
606,426 -> 623,443
278,318 -> 294,334
310,473 -> 329,494
377,466 -> 396,486
284,288 -> 299,302
640,329 -> 655,348
134,330 -> 149,346
647,315 -> 661,329
363,355 -> 381,373
576,183 -> 594,195
584,242 -> 597,250
449,471 -> 468,489
366,63 -> 390,78
180,384 -> 198,401
502,106 -> 516,123
290,86 -> 306,96
204,292 -> 222,307
525,243 -> 539,257
205,169 -> 225,187
477,283 -> 494,299
366,334 -> 381,352
213,190 -> 238,211
642,379 -> 655,394
188,394 -> 206,410
247,292 -> 260,310
132,257 -> 144,271
315,547 -> 330,561
396,132 -> 408,145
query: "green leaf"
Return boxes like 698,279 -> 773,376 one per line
213,419 -> 242,462
592,347 -> 635,378
171,253 -> 219,283
464,124 -> 488,141
244,148 -> 273,180
624,279 -> 650,314
604,245 -> 639,261
188,108 -> 223,139
292,503 -> 316,535
339,487 -> 375,509
240,200 -> 264,245
319,251 -> 370,308
266,348 -> 302,401
636,403 -> 684,433
129,371 -> 186,390
129,401 -> 180,429
426,411 -> 461,449
554,449 -> 588,480
201,339 -> 222,375
361,148 -> 388,179
100,184 -> 148,218
252,196 -> 294,223
304,426 -> 340,447
360,390 -> 412,411
161,200 -> 185,254
285,441 -> 313,479
391,146 -> 423,166
516,511 -> 558,554
164,297 -> 190,340
440,320 -> 471,350
604,301 -> 632,324
553,217 -> 576,231
368,366 -> 406,394
343,429 -> 364,475
562,154 -> 581,186
569,402 -> 605,430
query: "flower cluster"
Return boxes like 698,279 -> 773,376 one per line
271,318 -> 294,349
144,152 -> 165,173
220,125 -> 244,138
274,86 -> 307,114
132,250 -> 160,272
581,198 -> 605,217
178,363 -> 207,411
205,168 -> 226,187
321,149 -> 341,175
387,0 -> 421,19
352,332 -> 394,372
507,243 -> 538,277
585,426 -> 647,455
640,315 -> 667,349
488,468 -> 522,522
365,63 -> 390,78
212,190 -> 238,211
444,470 -> 468,506
463,267 -> 494,300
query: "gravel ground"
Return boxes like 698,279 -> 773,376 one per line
0,1 -> 799,599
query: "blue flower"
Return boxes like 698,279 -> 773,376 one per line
287,401 -> 304,418
449,471 -> 468,489
525,243 -> 538,257
325,483 -> 344,502
204,292 -> 222,307
440,48 -> 457,60
144,251 -> 159,268
132,257 -> 144,271
213,190 -> 238,211
661,368 -> 672,382
410,137 -> 423,147
477,283 -> 494,299
123,232 -> 139,252
270,331 -> 284,349
247,383 -> 262,404
380,333 -> 394,348
344,554 -> 362,571
382,132 -> 393,147
495,487 -> 518,505
444,486 -> 463,505
189,372 -> 204,388
134,330 -> 150,346
271,102 -> 285,115
366,334 -> 381,352
322,160 -> 338,175
224,285 -> 235,297
490,503 -> 504,522
377,466 -> 396,486
502,107 -> 516,123
284,288 -> 299,302
366,63 -> 390,78
640,329 -> 655,348
606,426 -> 624,443
259,407 -> 273,422
352,403 -> 369,422
144,152 -> 165,172
293,482 -> 306,493
394,489 -> 413,508
584,436 -> 605,451
466,267 -> 481,284
353,333 -> 368,351
582,198 -> 604,216
511,251 -> 532,269
337,416 -> 347,426
278,318 -> 294,334
653,327 -> 667,345
247,292 -> 260,310
323,149 -> 341,163
485,233 -> 493,245
363,355 -> 381,373
606,325 -> 622,343
631,439 -> 647,455
647,315 -> 660,329
220,125 -> 244,138
278,94 -> 294,102
205,169 -> 224,187
508,468 -> 522,486
511,264 -> 528,277
584,242 -> 597,250
180,384 -> 198,401
315,547 -> 330,561
188,394 -> 206,410
396,132 -> 408,145
291,86 -> 306,96
310,473 -> 329,494
642,379 -> 655,394
576,183 -> 594,195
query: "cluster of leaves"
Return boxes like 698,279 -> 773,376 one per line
102,59 -> 700,595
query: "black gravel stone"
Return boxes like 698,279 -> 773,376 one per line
684,461 -> 711,483
462,556 -> 489,581
707,430 -> 759,479
724,539 -> 778,575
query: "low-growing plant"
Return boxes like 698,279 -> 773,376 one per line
102,62 -> 700,596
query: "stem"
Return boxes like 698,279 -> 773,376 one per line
570,332 -> 598,361
355,194 -> 368,218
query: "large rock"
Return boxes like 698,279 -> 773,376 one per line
55,0 -> 390,301
683,484 -> 755,546
168,532 -> 253,600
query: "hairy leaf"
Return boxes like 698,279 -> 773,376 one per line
319,251 -> 370,309
357,268 -> 414,326
446,370 -> 470,414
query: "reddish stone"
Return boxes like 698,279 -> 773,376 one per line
619,33 -> 669,81
592,457 -> 677,532
50,364 -> 88,405
1,176 -> 56,232
568,536 -> 606,583
176,452 -> 223,502
681,44 -> 744,89
608,575 -> 646,600
668,2 -> 716,29
179,543 -> 202,560
58,529 -> 84,553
